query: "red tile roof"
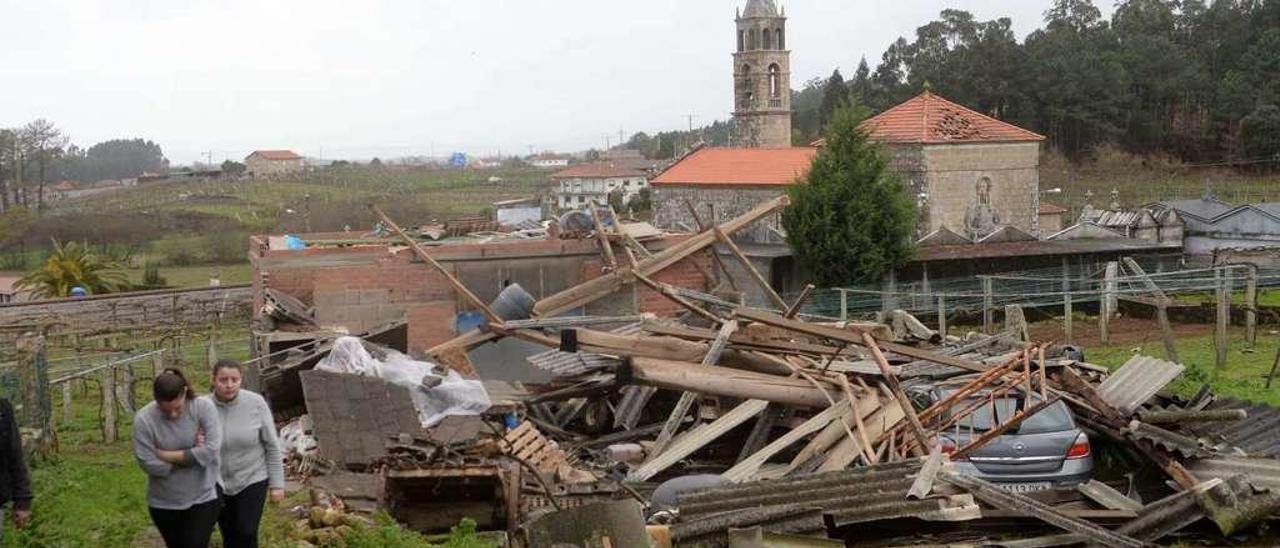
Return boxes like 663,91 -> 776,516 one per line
250,150 -> 302,161
859,91 -> 1044,145
651,147 -> 818,186
551,163 -> 649,179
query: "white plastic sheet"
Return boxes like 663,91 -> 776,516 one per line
315,336 -> 491,427
279,415 -> 317,457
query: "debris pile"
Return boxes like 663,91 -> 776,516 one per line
261,197 -> 1280,546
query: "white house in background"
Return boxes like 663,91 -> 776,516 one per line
0,276 -> 25,304
550,163 -> 650,209
530,154 -> 570,169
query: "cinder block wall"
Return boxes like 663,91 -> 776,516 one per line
252,236 -> 710,353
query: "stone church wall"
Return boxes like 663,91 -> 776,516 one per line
922,142 -> 1040,237
653,185 -> 787,243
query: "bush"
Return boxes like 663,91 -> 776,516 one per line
142,262 -> 167,288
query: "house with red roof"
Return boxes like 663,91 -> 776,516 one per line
245,149 -> 306,178
551,163 -> 651,209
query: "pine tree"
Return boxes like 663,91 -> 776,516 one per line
782,101 -> 915,286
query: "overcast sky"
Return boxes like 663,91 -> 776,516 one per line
0,1 -> 1113,164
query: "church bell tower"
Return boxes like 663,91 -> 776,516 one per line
732,0 -> 792,148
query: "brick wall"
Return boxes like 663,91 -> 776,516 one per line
253,236 -> 710,353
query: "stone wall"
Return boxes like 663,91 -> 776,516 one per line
921,142 -> 1040,237
252,236 -> 710,353
0,285 -> 252,331
652,185 -> 786,243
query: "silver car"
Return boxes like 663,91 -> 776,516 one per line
925,387 -> 1093,491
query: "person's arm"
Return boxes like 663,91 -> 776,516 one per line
3,401 -> 32,520
186,398 -> 222,469
258,397 -> 286,502
133,414 -> 174,477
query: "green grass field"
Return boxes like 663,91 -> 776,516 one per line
11,321 -> 477,547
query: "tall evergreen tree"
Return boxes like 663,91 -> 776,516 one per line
782,101 -> 915,286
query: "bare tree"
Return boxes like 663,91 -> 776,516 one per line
22,119 -> 68,213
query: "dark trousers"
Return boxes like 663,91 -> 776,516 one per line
149,498 -> 221,548
217,480 -> 269,548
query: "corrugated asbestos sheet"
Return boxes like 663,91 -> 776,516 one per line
1190,457 -> 1280,491
526,350 -> 620,377
671,459 -> 979,547
1125,421 -> 1212,459
1097,355 -> 1184,415
1178,398 -> 1280,457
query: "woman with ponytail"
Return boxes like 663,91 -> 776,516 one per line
133,368 -> 222,548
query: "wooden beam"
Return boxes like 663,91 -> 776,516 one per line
683,199 -> 739,292
714,227 -> 789,310
721,398 -> 855,482
862,333 -> 929,457
651,320 -> 739,454
533,195 -> 789,317
734,308 -> 987,373
784,284 -> 816,318
626,357 -> 838,408
1122,257 -> 1178,363
628,399 -> 769,481
370,205 -> 501,323
589,202 -> 618,271
633,271 -> 724,325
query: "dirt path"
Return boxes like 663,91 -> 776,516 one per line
1027,316 -> 1218,348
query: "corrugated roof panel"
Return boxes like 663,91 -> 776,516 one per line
1189,457 -> 1280,491
1097,355 -> 1184,415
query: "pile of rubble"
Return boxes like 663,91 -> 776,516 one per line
264,198 -> 1280,547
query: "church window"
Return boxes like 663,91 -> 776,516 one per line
748,28 -> 757,50
776,28 -> 784,49
768,64 -> 781,97
737,30 -> 744,52
763,28 -> 772,49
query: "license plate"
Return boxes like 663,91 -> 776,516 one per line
997,482 -> 1051,493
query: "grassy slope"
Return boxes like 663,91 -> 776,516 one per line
1084,326 -> 1280,406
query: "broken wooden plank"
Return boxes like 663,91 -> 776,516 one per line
633,271 -> 723,325
714,226 -> 789,311
814,402 -> 905,473
734,308 -> 985,373
589,203 -> 618,271
650,320 -> 740,454
625,357 -> 837,408
534,196 -> 788,317
628,399 -> 770,481
784,284 -> 815,319
863,332 -> 930,458
371,205 -> 501,323
722,398 -> 855,483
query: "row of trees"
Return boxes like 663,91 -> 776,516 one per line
0,119 -> 169,214
793,0 -> 1280,164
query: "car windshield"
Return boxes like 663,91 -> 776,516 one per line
947,396 -> 1073,434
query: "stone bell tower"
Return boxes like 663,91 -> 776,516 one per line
732,0 -> 792,148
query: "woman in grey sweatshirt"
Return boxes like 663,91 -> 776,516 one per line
205,359 -> 284,548
133,369 -> 222,548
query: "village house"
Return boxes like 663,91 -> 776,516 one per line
529,153 -> 570,169
245,149 -> 306,177
551,163 -> 650,210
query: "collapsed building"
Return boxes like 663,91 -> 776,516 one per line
246,198 -> 1280,547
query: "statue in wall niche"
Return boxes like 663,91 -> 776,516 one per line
964,176 -> 1001,240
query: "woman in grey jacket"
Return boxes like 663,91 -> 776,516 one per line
133,369 -> 222,548
205,359 -> 284,548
